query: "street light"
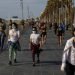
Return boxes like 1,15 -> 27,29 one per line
27,6 -> 30,19
20,0 -> 24,20
20,0 -> 25,29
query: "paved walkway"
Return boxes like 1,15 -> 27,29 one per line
0,27 -> 72,75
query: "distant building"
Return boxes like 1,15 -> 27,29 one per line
11,16 -> 21,21
7,16 -> 21,25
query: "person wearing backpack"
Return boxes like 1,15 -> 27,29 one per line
61,22 -> 65,37
61,29 -> 75,75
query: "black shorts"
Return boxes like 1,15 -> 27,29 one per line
57,31 -> 63,36
57,33 -> 62,36
41,32 -> 47,37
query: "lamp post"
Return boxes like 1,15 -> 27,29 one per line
20,0 -> 25,29
27,6 -> 30,19
20,0 -> 24,20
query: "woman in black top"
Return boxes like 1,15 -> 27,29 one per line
57,26 -> 63,46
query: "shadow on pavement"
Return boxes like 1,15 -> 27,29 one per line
40,60 -> 61,65
21,48 -> 63,51
12,61 -> 32,66
10,60 -> 62,67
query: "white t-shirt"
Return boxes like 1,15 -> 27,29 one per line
30,33 -> 40,45
8,29 -> 20,43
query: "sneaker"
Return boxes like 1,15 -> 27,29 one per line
9,61 -> 12,65
33,62 -> 35,67
33,63 -> 35,67
14,59 -> 17,63
37,60 -> 40,63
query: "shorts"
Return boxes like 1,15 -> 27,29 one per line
57,33 -> 62,36
8,41 -> 19,50
41,32 -> 47,37
31,43 -> 40,54
57,31 -> 63,36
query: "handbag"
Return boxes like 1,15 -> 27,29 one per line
16,41 -> 21,51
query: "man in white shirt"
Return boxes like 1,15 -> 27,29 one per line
30,27 -> 41,66
61,29 -> 75,75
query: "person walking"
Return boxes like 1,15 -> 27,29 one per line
61,29 -> 75,75
29,27 -> 41,66
0,19 -> 6,52
8,22 -> 20,65
0,26 -> 6,51
0,22 -> 6,51
57,24 -> 63,46
40,21 -> 47,47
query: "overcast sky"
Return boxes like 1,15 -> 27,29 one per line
0,0 -> 74,19
0,0 -> 47,19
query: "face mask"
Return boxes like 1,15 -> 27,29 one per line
32,31 -> 36,33
12,26 -> 16,29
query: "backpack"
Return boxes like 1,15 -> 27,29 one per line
58,26 -> 62,31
